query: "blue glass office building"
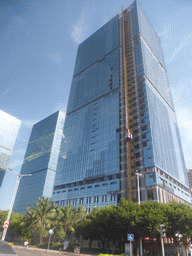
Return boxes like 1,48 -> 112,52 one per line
13,111 -> 65,214
52,1 -> 190,210
0,110 -> 21,187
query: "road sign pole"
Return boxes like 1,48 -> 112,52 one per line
127,234 -> 134,256
130,241 -> 133,256
47,229 -> 53,251
161,237 -> 165,256
47,234 -> 51,250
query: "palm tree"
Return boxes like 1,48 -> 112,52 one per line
25,197 -> 55,243
57,204 -> 87,239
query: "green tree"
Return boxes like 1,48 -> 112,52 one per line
162,201 -> 192,256
58,204 -> 87,239
24,197 -> 55,243
75,207 -> 107,250
8,213 -> 24,239
138,201 -> 166,256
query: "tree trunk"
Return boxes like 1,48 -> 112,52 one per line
136,239 -> 139,256
181,244 -> 187,256
150,239 -> 154,256
112,243 -> 115,255
176,245 -> 180,256
101,239 -> 105,252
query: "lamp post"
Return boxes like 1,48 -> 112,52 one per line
135,172 -> 143,256
175,231 -> 183,256
1,168 -> 32,241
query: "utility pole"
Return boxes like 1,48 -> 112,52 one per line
1,168 -> 32,241
135,172 -> 143,256
160,224 -> 166,256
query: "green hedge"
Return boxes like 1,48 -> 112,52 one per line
35,242 -> 63,250
98,254 -> 125,256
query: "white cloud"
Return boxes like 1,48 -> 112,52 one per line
172,78 -> 192,109
166,33 -> 192,63
177,108 -> 192,143
71,8 -> 89,44
176,107 -> 192,168
2,89 -> 10,97
48,51 -> 63,64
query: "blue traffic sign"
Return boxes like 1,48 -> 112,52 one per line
49,229 -> 53,234
127,234 -> 134,241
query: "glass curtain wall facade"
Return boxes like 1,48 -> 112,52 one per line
52,1 -> 191,209
13,111 -> 65,214
0,110 -> 21,187
120,2 -> 190,204
52,16 -> 121,211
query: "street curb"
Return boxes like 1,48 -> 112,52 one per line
13,245 -> 96,256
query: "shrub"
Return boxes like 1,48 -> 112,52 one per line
66,243 -> 75,252
98,254 -> 125,256
50,242 -> 63,250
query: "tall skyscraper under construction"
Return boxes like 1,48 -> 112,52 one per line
52,1 -> 190,211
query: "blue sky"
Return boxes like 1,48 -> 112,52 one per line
0,0 -> 192,210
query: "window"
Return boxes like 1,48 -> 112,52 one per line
135,152 -> 140,158
147,189 -> 154,200
143,141 -> 147,147
135,161 -> 141,167
87,197 -> 91,204
140,104 -> 145,111
135,144 -> 140,149
141,119 -> 145,124
142,125 -> 148,131
94,196 -> 99,203
111,194 -> 116,201
80,198 -> 84,204
142,133 -> 147,139
102,195 -> 107,202
134,136 -> 139,142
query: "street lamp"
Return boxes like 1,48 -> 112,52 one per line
135,172 -> 143,256
1,168 -> 32,241
135,173 -> 142,205
175,231 -> 183,256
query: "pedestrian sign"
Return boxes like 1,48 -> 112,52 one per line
127,234 -> 134,241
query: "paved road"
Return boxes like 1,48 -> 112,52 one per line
13,247 -> 70,256
13,246 -> 95,256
